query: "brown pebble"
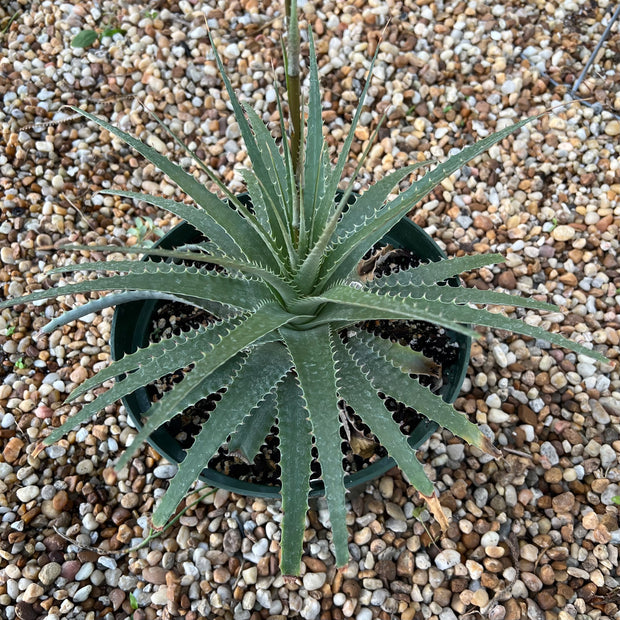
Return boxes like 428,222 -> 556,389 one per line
543,468 -> 562,484
551,492 -> 575,514
396,550 -> 414,576
539,565 -> 555,585
303,557 -> 327,573
473,214 -> 494,231
504,598 -> 523,620
52,490 -> 70,512
43,534 -> 66,552
109,589 -> 126,611
116,523 -> 133,544
433,586 -> 452,606
143,566 -> 168,585
15,602 -> 38,620
69,366 -> 88,384
375,559 -> 396,583
111,507 -> 131,526
213,567 -> 231,583
591,478 -> 609,494
3,436 -> 24,463
517,405 -> 538,426
497,270 -> 517,289
61,560 -> 81,581
536,590 -> 557,610
462,532 -> 480,549
341,579 -> 360,599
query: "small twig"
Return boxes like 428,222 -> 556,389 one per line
501,447 -> 534,459
62,193 -> 99,233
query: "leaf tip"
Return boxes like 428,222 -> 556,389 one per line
418,491 -> 450,533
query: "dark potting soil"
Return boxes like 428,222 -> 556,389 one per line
144,246 -> 461,488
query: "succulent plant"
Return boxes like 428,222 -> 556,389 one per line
1,24 -> 607,576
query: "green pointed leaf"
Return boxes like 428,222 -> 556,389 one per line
372,254 -> 506,287
332,337 -> 435,496
227,390 -> 277,463
208,33 -> 285,220
280,325 -> 349,567
304,30 -> 327,244
53,245 -> 296,303
139,104 -> 255,219
361,332 -> 439,376
39,291 -> 216,335
402,283 -> 558,312
310,285 -> 479,339
0,262 -> 275,313
242,103 -> 292,224
151,342 -> 293,528
346,332 -> 499,456
441,303 -> 608,363
277,373 -> 312,576
239,167 -> 294,265
331,161 -> 432,253
71,30 -> 98,48
99,189 -> 252,256
68,319 -> 234,402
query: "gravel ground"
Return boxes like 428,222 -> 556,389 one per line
1,1 -> 620,619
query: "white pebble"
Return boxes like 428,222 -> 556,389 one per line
303,572 -> 326,591
480,531 -> 499,547
300,596 -> 321,620
16,486 -> 40,503
434,549 -> 461,570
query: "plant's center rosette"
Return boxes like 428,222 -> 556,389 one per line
145,245 -> 460,487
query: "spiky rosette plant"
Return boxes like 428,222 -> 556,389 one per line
1,21 -> 608,575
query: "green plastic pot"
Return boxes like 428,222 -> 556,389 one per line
111,211 -> 471,498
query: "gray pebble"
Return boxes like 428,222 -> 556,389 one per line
600,397 -> 620,416
74,562 -> 94,581
153,464 -> 178,479
222,528 -> 241,554
539,442 -> 559,465
0,462 -> 13,478
385,518 -> 407,533
97,556 -> 117,571
599,444 -> 617,469
105,569 -> 122,587
72,585 -> 92,603
446,443 -> 465,461
590,400 -> 611,424
255,588 -> 271,608
251,538 -> 268,557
